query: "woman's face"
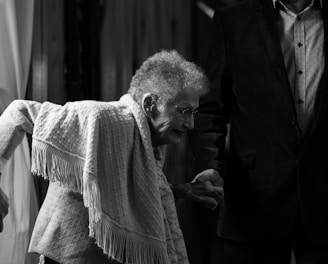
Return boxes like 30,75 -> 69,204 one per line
149,89 -> 199,146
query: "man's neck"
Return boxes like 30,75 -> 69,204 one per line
281,0 -> 312,13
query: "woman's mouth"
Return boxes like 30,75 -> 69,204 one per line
172,129 -> 184,137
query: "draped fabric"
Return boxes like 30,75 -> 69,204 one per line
0,0 -> 39,263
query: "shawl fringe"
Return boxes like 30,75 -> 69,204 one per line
31,139 -> 170,264
31,139 -> 102,222
94,216 -> 170,264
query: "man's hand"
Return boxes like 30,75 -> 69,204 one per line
0,187 -> 9,232
171,180 -> 222,210
187,181 -> 221,210
192,168 -> 224,201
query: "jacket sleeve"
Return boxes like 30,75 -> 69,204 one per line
0,100 -> 41,172
190,11 -> 234,176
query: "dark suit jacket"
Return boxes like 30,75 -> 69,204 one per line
191,0 -> 328,243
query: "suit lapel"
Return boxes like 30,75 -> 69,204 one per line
251,0 -> 295,112
252,0 -> 289,83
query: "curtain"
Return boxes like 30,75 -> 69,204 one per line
0,0 -> 39,263
100,0 -> 193,100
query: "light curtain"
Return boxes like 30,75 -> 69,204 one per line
0,0 -> 39,263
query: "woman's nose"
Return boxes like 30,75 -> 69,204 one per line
183,114 -> 194,130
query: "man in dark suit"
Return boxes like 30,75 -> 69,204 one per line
191,0 -> 328,263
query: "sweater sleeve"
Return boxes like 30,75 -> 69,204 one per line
0,100 -> 41,172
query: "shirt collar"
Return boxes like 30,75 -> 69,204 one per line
272,0 -> 323,9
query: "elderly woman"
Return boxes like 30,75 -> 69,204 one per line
0,50 -> 218,264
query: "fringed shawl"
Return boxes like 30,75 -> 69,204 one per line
0,95 -> 188,264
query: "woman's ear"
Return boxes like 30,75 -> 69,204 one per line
142,93 -> 155,118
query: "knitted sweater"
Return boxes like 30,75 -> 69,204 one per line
0,94 -> 188,264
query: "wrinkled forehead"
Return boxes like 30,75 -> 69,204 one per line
168,88 -> 200,108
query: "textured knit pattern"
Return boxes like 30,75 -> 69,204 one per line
30,182 -> 122,264
30,182 -> 92,264
0,95 -> 189,264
